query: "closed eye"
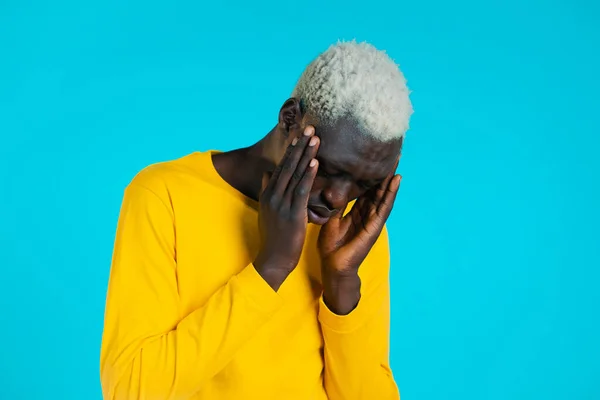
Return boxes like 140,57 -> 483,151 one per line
317,169 -> 336,179
358,180 -> 383,190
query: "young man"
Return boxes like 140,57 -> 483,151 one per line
100,41 -> 413,400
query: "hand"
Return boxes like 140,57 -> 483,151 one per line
254,126 -> 320,291
318,161 -> 401,314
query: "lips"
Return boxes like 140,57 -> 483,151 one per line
307,205 -> 334,225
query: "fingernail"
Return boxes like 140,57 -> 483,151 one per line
310,159 -> 317,167
292,137 -> 298,146
309,136 -> 318,146
304,126 -> 314,136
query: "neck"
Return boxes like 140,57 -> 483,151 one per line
212,127 -> 283,202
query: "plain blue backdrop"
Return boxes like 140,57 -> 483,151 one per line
1,1 -> 599,399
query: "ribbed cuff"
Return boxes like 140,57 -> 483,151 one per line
318,292 -> 382,334
232,264 -> 284,315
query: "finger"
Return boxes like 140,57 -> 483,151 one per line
283,135 -> 319,204
268,126 -> 313,187
372,158 -> 399,206
372,173 -> 393,206
260,171 -> 272,199
348,174 -> 401,248
344,196 -> 365,219
375,174 -> 401,220
347,197 -> 368,231
273,126 -> 315,196
290,158 -> 318,214
333,201 -> 350,220
268,141 -> 295,190
359,195 -> 374,225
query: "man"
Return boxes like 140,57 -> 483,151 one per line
100,40 -> 412,400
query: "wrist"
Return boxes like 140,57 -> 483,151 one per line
254,250 -> 297,273
253,253 -> 296,292
322,271 -> 361,315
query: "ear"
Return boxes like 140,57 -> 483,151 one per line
278,98 -> 303,136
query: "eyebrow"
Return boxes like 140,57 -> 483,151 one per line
318,158 -> 386,185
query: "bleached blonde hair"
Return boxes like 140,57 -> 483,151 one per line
292,40 -> 413,142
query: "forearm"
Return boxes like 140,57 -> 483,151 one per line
319,276 -> 399,400
322,270 -> 361,315
101,264 -> 282,399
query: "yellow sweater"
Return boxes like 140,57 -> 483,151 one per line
100,151 -> 399,400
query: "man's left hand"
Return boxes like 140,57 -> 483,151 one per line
318,165 -> 401,315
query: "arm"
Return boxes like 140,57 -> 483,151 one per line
101,124 -> 321,399
317,166 -> 402,399
320,229 -> 399,400
100,183 -> 283,400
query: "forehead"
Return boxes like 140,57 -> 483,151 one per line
314,117 -> 401,179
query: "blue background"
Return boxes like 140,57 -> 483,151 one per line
1,1 -> 599,399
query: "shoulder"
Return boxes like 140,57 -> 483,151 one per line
125,151 -> 215,201
127,152 -> 202,191
115,152 -> 209,218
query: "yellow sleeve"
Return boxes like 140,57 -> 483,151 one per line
318,228 -> 400,400
100,183 -> 283,400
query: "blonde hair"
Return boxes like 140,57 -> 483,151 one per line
292,40 -> 413,142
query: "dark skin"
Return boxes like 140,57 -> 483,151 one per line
213,98 -> 402,314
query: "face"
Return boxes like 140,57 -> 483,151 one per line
305,117 -> 402,225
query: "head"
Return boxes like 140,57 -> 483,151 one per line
275,41 -> 413,224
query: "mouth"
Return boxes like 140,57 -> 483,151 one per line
307,206 -> 332,225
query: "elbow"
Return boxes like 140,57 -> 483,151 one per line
100,349 -> 142,400
100,357 -> 123,400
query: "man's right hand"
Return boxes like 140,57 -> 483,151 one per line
254,126 -> 320,291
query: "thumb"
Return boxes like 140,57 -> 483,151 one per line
332,201 -> 349,221
260,171 -> 271,197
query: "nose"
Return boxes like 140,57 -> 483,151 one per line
321,180 -> 352,212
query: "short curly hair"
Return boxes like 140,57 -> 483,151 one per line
292,40 -> 413,142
